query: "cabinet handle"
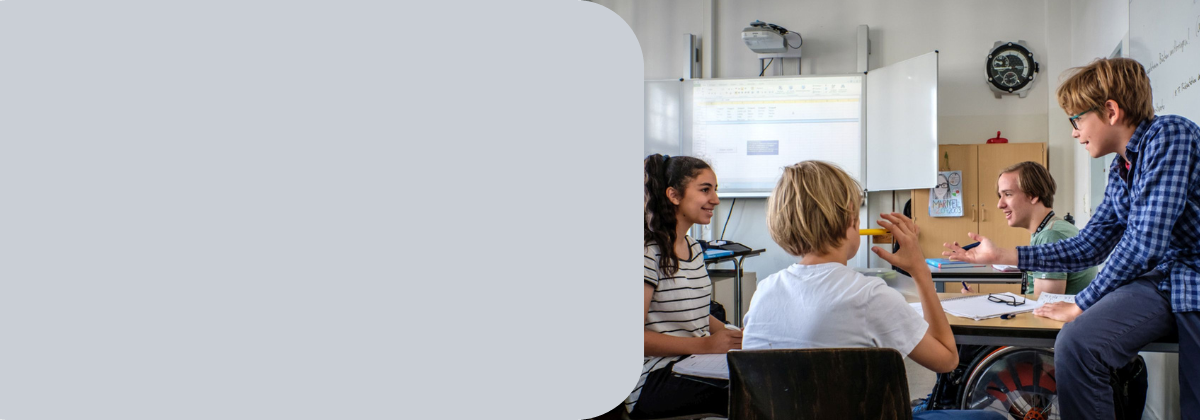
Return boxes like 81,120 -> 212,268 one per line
982,208 -> 987,221
971,205 -> 977,222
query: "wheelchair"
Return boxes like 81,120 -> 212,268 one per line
923,345 -> 1145,420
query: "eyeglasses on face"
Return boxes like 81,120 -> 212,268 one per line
988,293 -> 1027,307
1069,107 -> 1099,130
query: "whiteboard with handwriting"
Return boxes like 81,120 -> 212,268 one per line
1130,0 -> 1200,120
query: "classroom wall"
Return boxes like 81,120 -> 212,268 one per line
1069,0 -> 1129,230
709,0 -> 1051,151
603,0 -> 1064,277
597,0 -> 710,81
1044,0 -> 1078,228
607,0 -> 1055,147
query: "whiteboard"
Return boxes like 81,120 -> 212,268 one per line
687,75 -> 865,195
1130,0 -> 1200,120
865,51 -> 939,191
645,79 -> 685,157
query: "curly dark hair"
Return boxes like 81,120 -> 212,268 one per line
644,154 -> 712,277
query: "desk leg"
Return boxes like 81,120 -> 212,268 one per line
732,257 -> 745,327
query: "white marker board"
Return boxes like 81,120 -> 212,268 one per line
1130,0 -> 1200,120
865,51 -> 939,191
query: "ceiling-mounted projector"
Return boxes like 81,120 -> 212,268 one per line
742,20 -> 799,54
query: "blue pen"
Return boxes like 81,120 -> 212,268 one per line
962,242 -> 981,251
961,281 -> 970,293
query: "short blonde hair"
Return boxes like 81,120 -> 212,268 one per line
767,161 -> 861,256
1057,58 -> 1154,126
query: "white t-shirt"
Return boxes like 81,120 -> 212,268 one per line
742,262 -> 927,358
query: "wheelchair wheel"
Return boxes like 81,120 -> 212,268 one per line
959,346 -> 1058,420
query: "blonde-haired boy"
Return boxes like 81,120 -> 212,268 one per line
944,57 -> 1200,418
744,161 -> 960,373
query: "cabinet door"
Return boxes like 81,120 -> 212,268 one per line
975,143 -> 1048,249
912,145 -> 979,259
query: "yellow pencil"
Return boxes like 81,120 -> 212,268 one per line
859,229 -> 889,236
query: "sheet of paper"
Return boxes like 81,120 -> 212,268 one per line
671,353 -> 729,380
938,293 -> 1044,320
992,264 -> 1020,272
1037,292 -> 1076,304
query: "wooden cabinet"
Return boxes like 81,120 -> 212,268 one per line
912,143 -> 1047,259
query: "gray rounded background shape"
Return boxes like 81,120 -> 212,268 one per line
0,0 -> 642,419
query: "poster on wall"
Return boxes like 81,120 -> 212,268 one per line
930,170 -> 963,217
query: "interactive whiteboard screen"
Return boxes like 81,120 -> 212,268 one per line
688,75 -> 864,195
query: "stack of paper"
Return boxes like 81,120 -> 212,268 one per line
910,292 -> 1044,320
992,264 -> 1021,272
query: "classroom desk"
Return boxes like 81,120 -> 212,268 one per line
704,248 -> 765,327
927,266 -> 1022,292
884,271 -> 1179,352
930,292 -> 1178,353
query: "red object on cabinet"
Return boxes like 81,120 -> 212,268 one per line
987,131 -> 1009,143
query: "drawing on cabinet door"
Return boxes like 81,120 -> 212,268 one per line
912,143 -> 1047,260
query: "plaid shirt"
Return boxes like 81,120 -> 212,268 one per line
1017,115 -> 1200,312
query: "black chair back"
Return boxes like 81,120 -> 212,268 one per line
727,348 -> 913,420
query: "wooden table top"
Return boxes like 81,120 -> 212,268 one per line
935,292 -> 1065,331
903,292 -> 1176,351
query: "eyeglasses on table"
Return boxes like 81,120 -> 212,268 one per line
988,293 -> 1027,307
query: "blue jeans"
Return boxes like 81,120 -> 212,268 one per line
913,410 -> 1006,420
1055,275 -> 1200,419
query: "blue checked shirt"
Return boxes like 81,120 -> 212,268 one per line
1017,115 -> 1200,312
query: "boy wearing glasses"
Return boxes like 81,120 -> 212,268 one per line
943,57 -> 1200,419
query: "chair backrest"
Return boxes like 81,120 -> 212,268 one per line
727,348 -> 913,420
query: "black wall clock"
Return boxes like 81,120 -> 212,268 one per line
986,40 -> 1039,98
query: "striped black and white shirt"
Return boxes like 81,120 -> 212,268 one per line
626,236 -> 712,413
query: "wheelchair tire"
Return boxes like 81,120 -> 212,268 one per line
959,346 -> 1058,420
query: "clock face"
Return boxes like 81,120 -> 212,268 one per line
986,43 -> 1036,92
991,52 -> 1029,86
